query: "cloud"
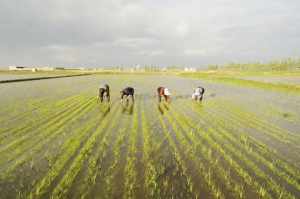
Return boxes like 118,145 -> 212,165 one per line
0,0 -> 300,67
184,49 -> 207,56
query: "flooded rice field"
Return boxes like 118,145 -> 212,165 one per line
240,76 -> 300,86
0,74 -> 299,199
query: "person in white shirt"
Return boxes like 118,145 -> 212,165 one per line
192,86 -> 205,102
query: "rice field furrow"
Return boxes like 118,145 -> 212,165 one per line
0,95 -> 81,129
198,107 -> 300,196
28,102 -> 120,198
73,108 -> 126,199
167,105 -> 249,198
1,74 -> 299,198
89,129 -> 127,199
124,100 -> 141,198
192,100 -> 300,178
50,104 -> 122,199
215,100 -> 300,144
182,102 -> 297,198
0,95 -> 84,144
0,101 -> 103,176
0,98 -> 95,166
203,103 -> 300,184
157,105 -> 210,198
0,95 -> 89,148
173,101 -> 273,198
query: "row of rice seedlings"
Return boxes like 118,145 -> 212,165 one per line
0,97 -> 95,167
100,129 -> 127,199
0,102 -> 98,187
50,104 -> 122,199
195,100 -> 300,177
0,95 -> 89,150
145,102 -> 184,197
0,96 -> 49,127
0,97 -> 93,172
141,103 -> 178,198
124,100 -> 141,198
159,105 -> 223,199
0,93 -> 82,130
141,102 -> 161,198
0,94 -> 83,141
27,103 -> 120,198
200,104 -> 300,196
76,109 -> 126,198
155,103 -> 207,198
203,102 -> 300,192
96,109 -> 134,198
208,125 -> 297,198
200,100 -> 300,178
174,100 -> 271,198
168,105 -> 246,198
262,104 -> 299,124
0,102 -> 103,199
216,100 -> 300,145
141,102 -> 186,198
184,101 -> 297,198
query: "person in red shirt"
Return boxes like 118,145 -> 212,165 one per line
157,87 -> 171,103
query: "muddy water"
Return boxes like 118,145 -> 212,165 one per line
241,76 -> 300,86
0,74 -> 299,198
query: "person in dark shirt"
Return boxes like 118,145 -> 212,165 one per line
98,84 -> 110,103
120,87 -> 135,102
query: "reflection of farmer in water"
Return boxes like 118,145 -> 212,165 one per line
120,87 -> 135,103
157,87 -> 171,103
192,86 -> 205,102
122,102 -> 134,115
98,84 -> 110,103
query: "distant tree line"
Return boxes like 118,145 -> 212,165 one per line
207,58 -> 300,71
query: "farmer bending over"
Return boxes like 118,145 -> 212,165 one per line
157,87 -> 171,103
192,86 -> 205,102
98,84 -> 110,102
120,87 -> 135,102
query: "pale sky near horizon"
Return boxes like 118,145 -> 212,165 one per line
1,0 -> 300,67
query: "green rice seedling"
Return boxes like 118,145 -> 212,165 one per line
51,105 -> 122,198
0,94 -> 83,138
75,108 -> 123,198
182,102 -> 297,198
0,96 -> 93,158
167,106 -> 246,198
0,99 -> 97,179
28,103 -> 120,198
124,101 -> 140,198
101,130 -> 127,199
156,109 -> 208,198
188,100 -> 300,193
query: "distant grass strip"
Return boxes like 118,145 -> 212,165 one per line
0,73 -> 91,83
180,73 -> 300,94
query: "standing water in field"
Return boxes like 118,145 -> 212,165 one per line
0,74 -> 299,199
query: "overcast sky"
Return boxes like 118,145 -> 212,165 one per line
1,0 -> 300,67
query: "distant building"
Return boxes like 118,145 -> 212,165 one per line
65,67 -> 85,70
9,66 -> 37,72
161,67 -> 167,72
184,67 -> 196,72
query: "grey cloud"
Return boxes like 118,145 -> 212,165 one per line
0,0 -> 300,67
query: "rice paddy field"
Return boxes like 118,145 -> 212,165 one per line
0,74 -> 299,199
